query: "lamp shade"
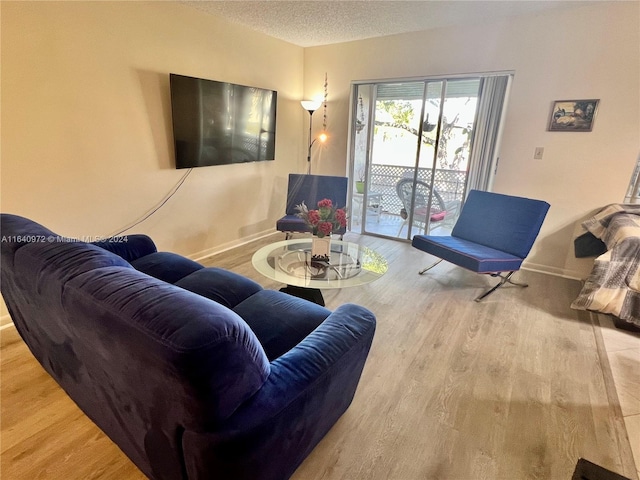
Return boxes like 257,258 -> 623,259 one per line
301,100 -> 322,112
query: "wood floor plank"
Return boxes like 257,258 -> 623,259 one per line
1,233 -> 637,479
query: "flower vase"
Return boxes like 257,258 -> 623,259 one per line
311,235 -> 331,262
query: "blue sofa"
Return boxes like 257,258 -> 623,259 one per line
0,214 -> 376,480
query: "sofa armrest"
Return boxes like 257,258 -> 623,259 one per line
92,234 -> 157,262
269,303 -> 375,384
250,303 -> 376,410
181,303 -> 376,480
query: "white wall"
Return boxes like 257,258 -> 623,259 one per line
0,1 -> 305,323
303,2 -> 639,279
1,1 -> 304,254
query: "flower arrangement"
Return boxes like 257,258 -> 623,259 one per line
295,198 -> 347,238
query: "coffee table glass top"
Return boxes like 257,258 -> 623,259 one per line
252,239 -> 388,289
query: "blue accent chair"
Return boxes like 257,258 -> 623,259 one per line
276,174 -> 348,238
411,190 -> 550,301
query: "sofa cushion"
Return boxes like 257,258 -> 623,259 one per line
131,252 -> 204,284
233,289 -> 331,360
92,235 -> 157,262
0,214 -> 56,261
14,240 -> 133,296
11,241 -> 134,341
175,267 -> 263,309
59,267 -> 271,433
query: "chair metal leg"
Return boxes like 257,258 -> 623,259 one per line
418,259 -> 443,275
474,272 -> 528,302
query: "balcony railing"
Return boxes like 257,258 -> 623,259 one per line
364,164 -> 467,216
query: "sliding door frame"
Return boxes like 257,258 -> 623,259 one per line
347,70 -> 514,239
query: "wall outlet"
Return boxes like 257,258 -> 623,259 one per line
534,147 -> 544,159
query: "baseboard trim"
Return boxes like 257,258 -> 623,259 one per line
189,228 -> 277,263
522,262 -> 584,281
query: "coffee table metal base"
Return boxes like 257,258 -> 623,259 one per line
280,285 -> 325,306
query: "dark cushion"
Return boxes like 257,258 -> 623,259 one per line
276,215 -> 311,233
60,267 -> 271,428
15,239 -> 131,284
131,252 -> 204,284
0,214 -> 57,269
276,215 -> 346,235
12,240 -> 134,322
92,235 -> 157,262
412,234 -> 523,273
574,231 -> 607,258
233,289 -> 331,360
175,267 -> 263,309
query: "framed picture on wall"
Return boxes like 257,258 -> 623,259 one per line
548,99 -> 599,131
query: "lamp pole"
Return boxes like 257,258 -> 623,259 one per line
301,100 -> 322,174
306,108 -> 316,174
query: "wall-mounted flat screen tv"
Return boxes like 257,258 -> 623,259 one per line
169,73 -> 277,169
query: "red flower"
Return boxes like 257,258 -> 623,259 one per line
307,210 -> 320,225
294,199 -> 348,238
318,221 -> 333,236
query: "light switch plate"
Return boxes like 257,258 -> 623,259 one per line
534,147 -> 544,159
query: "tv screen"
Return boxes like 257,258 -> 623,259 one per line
169,73 -> 277,169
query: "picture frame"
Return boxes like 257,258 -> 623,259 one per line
548,99 -> 599,132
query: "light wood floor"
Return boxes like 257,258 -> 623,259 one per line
1,232 -> 638,479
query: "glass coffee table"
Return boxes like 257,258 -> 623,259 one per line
252,238 -> 388,306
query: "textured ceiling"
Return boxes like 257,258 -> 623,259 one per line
182,0 -> 587,47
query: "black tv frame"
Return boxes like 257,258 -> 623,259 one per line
169,73 -> 277,169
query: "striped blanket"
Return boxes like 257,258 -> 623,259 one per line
571,204 -> 640,327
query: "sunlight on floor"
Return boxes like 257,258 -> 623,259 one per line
350,212 -> 453,239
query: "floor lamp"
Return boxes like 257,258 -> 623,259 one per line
301,100 -> 326,174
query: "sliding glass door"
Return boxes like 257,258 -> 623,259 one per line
349,73 -> 511,241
